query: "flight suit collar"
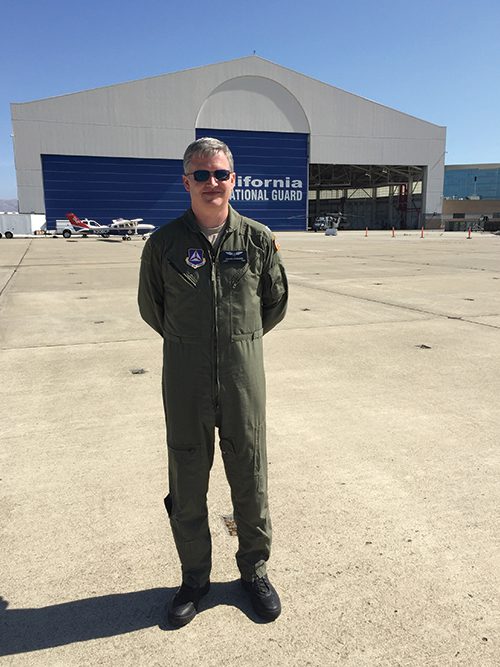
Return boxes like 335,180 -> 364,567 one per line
184,205 -> 241,236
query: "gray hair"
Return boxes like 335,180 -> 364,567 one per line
183,137 -> 234,174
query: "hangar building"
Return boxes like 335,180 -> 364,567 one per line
11,56 -> 446,231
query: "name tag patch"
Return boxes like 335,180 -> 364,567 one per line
220,250 -> 247,265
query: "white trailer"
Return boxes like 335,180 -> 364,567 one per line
0,213 -> 45,238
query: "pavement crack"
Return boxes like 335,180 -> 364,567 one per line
459,318 -> 500,330
1,337 -> 155,351
293,251 -> 500,276
281,317 -> 440,332
19,261 -> 139,268
288,278 -> 500,330
0,241 -> 33,299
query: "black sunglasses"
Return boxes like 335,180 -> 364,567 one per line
185,169 -> 232,182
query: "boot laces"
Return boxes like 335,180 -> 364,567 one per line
253,576 -> 270,595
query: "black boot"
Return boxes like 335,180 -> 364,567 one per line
241,575 -> 281,621
167,581 -> 210,628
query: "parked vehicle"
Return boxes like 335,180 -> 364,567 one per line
0,213 -> 43,238
55,213 -> 103,238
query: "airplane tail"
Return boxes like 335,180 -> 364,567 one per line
66,212 -> 89,229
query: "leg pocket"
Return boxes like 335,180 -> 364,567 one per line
167,445 -> 199,494
219,423 -> 266,480
253,423 -> 266,475
167,444 -> 212,521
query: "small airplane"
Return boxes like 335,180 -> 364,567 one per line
109,217 -> 156,239
65,212 -> 156,240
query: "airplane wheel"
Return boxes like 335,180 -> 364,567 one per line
5,231 -> 14,239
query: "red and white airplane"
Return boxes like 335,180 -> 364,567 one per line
55,212 -> 103,237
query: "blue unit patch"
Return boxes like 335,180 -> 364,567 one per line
186,248 -> 206,269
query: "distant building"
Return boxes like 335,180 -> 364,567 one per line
444,164 -> 500,200
443,164 -> 500,230
11,56 -> 446,231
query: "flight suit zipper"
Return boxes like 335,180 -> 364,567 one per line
167,259 -> 198,287
211,231 -> 230,413
196,230 -> 224,413
209,226 -> 236,413
195,223 -> 235,414
211,258 -> 220,411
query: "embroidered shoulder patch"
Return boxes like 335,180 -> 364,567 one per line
185,248 -> 206,269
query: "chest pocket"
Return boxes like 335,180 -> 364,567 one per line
219,251 -> 248,287
165,259 -> 199,289
227,263 -> 250,288
222,256 -> 263,341
162,258 -> 208,340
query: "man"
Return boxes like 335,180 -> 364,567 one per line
138,137 -> 288,627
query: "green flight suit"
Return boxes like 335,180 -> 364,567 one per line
138,205 -> 288,587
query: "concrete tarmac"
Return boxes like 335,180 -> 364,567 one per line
1,230 -> 499,666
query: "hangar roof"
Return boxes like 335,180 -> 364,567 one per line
12,56 -> 444,137
14,56 -> 443,130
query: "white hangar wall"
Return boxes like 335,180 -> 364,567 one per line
11,56 -> 446,216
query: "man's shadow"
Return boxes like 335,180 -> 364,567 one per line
0,580 -> 261,656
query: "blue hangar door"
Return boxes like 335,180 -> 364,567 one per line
41,130 -> 308,231
196,129 -> 309,231
41,154 -> 188,230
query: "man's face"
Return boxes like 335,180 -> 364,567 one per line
182,150 -> 235,217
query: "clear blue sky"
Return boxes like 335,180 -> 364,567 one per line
2,0 -> 499,198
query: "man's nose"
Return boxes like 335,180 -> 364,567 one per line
206,173 -> 218,186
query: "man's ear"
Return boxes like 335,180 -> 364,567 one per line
182,175 -> 190,192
